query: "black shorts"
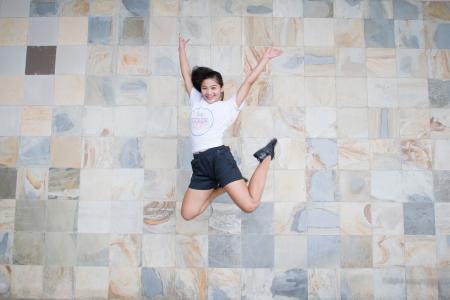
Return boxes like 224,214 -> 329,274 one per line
189,145 -> 244,190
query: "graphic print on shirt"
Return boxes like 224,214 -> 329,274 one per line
190,107 -> 214,136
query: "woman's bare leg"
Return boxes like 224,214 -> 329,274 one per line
224,156 -> 271,212
181,188 -> 215,220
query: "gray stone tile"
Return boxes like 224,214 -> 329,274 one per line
307,138 -> 337,169
0,168 -> 17,199
120,17 -> 147,45
209,203 -> 241,234
141,268 -> 175,299
76,233 -> 109,266
241,202 -> 273,234
366,0 -> 393,19
245,2 -> 272,15
28,17 -> 58,46
24,75 -> 54,105
434,171 -> 450,202
13,231 -> 44,264
394,0 -> 421,20
45,232 -> 76,266
373,268 -> 406,300
365,19 -> 395,48
122,0 -> 149,17
395,20 -> 425,49
0,46 -> 26,75
115,138 -> 143,168
0,232 -> 12,264
340,236 -> 372,268
30,0 -> 58,17
177,137 -> 192,170
14,200 -> 46,231
424,2 -> 450,21
428,79 -> 450,108
309,170 -> 337,202
208,235 -> 241,268
271,269 -> 308,300
438,268 -> 450,300
48,168 -> 80,200
18,137 -> 51,166
118,77 -> 148,105
290,206 -> 307,233
0,0 -> 30,17
46,200 -> 78,232
85,76 -> 116,105
242,234 -> 274,268
403,203 -> 435,235
55,45 -> 87,74
307,204 -> 339,233
25,46 -> 56,75
88,17 -> 113,44
307,235 -> 340,268
434,23 -> 450,49
52,107 -> 82,136
0,107 -> 20,136
303,0 -> 333,17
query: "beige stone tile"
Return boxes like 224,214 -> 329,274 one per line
244,46 -> 271,77
337,108 -> 368,138
273,18 -> 303,47
0,76 -> 24,105
75,267 -> 109,299
397,78 -> 429,108
340,203 -> 372,235
0,199 -> 15,230
179,0 -> 209,16
397,49 -> 428,78
244,17 -> 272,46
305,77 -> 336,107
240,107 -> 274,138
148,76 -> 178,105
175,202 -> 209,235
21,106 -> 52,136
308,269 -> 340,299
82,107 -> 114,136
211,46 -> 243,76
0,137 -> 19,167
334,19 -> 364,48
44,266 -> 73,299
399,108 -> 430,138
427,49 -> 450,79
175,268 -> 207,300
79,169 -> 113,201
148,46 -> 178,76
149,17 -> 178,45
406,267 -> 438,300
274,107 -> 305,138
304,18 -> 334,47
405,236 -> 437,266
305,47 -> 336,77
11,265 -> 43,298
211,17 -> 242,45
275,138 -> 306,170
338,139 -> 370,170
336,48 -> 366,77
335,0 -> 365,18
59,0 -> 89,16
117,46 -> 148,75
273,76 -> 305,107
272,47 -> 304,76
273,0 -> 303,17
336,77 -> 367,107
338,170 -> 370,202
51,136 -> 82,168
401,139 -> 433,170
175,235 -> 207,267
109,234 -> 141,265
113,106 -> 147,137
144,138 -> 177,169
366,48 -> 397,77
112,169 -> 144,201
274,170 -> 306,202
371,203 -> 404,235
108,266 -> 140,299
370,139 -> 402,170
58,17 -> 88,44
274,202 -> 307,234
152,0 -> 179,16
208,269 -> 241,300
87,45 -> 114,75
275,236 -> 306,268
373,235 -> 405,267
90,0 -> 116,15
54,75 -> 85,105
430,109 -> 450,138
16,168 -> 48,200
0,18 -> 27,45
82,137 -> 114,168
179,17 -> 211,45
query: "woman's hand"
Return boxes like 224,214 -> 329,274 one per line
179,36 -> 190,50
263,47 -> 283,59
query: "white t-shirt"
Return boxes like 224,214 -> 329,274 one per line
189,88 -> 244,153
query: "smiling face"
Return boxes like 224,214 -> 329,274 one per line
200,78 -> 224,104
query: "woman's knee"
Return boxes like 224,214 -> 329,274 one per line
181,206 -> 198,221
240,200 -> 259,213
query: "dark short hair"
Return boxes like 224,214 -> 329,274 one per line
191,66 -> 224,93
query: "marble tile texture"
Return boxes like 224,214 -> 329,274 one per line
0,0 -> 450,299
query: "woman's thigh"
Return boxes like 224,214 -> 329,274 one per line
181,188 -> 215,219
223,179 -> 255,212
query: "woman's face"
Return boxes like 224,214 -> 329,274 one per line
201,78 -> 223,103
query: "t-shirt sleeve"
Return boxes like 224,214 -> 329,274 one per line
224,94 -> 244,125
189,88 -> 202,106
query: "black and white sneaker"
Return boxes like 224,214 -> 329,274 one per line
253,138 -> 277,163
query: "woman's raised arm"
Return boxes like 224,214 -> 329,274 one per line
178,36 -> 193,94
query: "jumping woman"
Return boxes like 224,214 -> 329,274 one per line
179,36 -> 282,220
